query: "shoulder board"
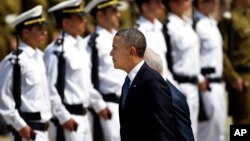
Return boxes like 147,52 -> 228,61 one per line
12,49 -> 23,55
55,38 -> 64,46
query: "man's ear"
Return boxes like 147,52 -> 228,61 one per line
96,11 -> 104,21
130,46 -> 137,56
62,18 -> 69,28
22,29 -> 30,38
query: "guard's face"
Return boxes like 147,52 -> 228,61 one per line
66,14 -> 86,36
110,36 -> 130,71
103,7 -> 121,30
147,0 -> 164,19
170,0 -> 191,14
199,0 -> 216,13
24,25 -> 47,47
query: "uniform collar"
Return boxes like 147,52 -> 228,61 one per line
59,31 -> 81,49
137,16 -> 163,32
96,25 -> 117,35
168,12 -> 190,26
19,41 -> 42,58
194,11 -> 217,25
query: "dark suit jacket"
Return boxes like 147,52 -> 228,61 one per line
166,80 -> 195,141
119,63 -> 176,141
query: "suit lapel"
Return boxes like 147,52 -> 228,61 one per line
121,63 -> 148,111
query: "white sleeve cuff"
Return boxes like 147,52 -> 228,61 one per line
7,116 -> 27,131
198,74 -> 205,83
56,108 -> 72,125
92,99 -> 107,113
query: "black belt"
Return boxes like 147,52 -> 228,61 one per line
201,67 -> 215,75
207,77 -> 223,83
19,111 -> 41,121
8,122 -> 49,132
64,103 -> 87,115
173,74 -> 198,84
235,66 -> 250,73
28,122 -> 49,131
102,93 -> 120,103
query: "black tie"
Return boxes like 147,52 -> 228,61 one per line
122,76 -> 131,108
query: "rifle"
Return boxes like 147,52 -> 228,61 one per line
88,32 -> 99,90
13,37 -> 21,111
162,18 -> 173,74
12,36 -> 36,141
56,31 -> 66,102
54,31 -> 68,141
12,36 -> 22,141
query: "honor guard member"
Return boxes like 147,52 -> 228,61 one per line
0,5 -> 73,141
44,0 -> 111,141
164,0 -> 208,140
84,0 -> 126,141
193,0 -> 227,141
134,0 -> 178,86
218,0 -> 250,124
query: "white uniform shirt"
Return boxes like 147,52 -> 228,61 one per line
94,26 -> 126,96
136,16 -> 175,82
195,11 -> 223,78
167,13 -> 204,82
44,32 -> 106,113
0,42 -> 70,131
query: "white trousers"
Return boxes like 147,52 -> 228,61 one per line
88,102 -> 120,141
179,83 -> 199,141
198,83 -> 227,141
48,114 -> 92,141
100,102 -> 120,141
10,130 -> 49,141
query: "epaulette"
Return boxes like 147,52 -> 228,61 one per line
55,38 -> 64,46
133,23 -> 140,29
12,49 -> 23,55
223,11 -> 232,20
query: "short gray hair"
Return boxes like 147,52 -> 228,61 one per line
115,28 -> 146,57
144,48 -> 163,74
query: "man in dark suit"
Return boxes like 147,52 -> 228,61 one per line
110,28 -> 176,141
145,48 -> 195,141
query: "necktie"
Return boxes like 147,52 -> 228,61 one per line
122,76 -> 130,108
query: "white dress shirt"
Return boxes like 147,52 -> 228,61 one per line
0,42 -> 69,131
195,11 -> 223,78
44,32 -> 106,113
94,26 -> 126,96
127,60 -> 145,85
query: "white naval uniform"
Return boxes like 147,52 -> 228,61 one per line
167,13 -> 204,140
0,42 -> 71,141
195,11 -> 227,141
44,32 -> 106,141
136,16 -> 177,85
88,26 -> 126,141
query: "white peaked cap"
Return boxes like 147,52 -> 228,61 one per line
48,0 -> 84,13
85,0 -> 120,13
11,5 -> 44,28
